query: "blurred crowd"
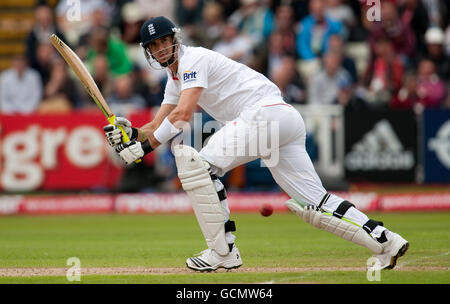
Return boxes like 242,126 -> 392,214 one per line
1,0 -> 450,115
0,0 -> 450,191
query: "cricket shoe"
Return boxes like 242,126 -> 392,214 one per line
186,244 -> 243,272
373,231 -> 409,270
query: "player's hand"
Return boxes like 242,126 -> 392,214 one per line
115,140 -> 144,165
103,117 -> 137,147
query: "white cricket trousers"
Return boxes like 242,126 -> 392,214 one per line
199,97 -> 371,231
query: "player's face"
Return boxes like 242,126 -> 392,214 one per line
148,35 -> 176,64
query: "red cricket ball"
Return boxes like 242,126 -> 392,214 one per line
259,203 -> 273,217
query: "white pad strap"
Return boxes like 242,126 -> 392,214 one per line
174,145 -> 229,256
286,199 -> 383,254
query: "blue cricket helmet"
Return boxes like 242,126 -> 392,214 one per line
140,16 -> 179,49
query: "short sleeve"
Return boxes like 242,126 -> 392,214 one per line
161,78 -> 180,105
179,56 -> 208,91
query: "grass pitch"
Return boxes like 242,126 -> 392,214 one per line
0,212 -> 448,284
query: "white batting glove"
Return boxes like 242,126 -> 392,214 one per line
103,117 -> 137,147
115,140 -> 145,165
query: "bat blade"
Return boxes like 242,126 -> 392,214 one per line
50,34 -> 113,118
50,34 -> 140,162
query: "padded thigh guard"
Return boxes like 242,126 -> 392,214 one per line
286,199 -> 383,254
174,145 -> 229,256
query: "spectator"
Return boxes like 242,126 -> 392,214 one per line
216,0 -> 241,19
388,59 -> 446,110
39,57 -> 80,113
272,4 -> 296,56
346,0 -> 368,41
415,59 -> 446,108
193,1 -> 226,49
108,74 -> 146,117
391,72 -> 420,110
324,0 -> 356,39
176,0 -> 204,26
131,66 -> 166,108
308,50 -> 353,106
135,0 -> 175,21
445,25 -> 450,57
296,0 -> 343,60
118,2 -> 147,63
213,22 -> 253,65
85,27 -> 133,77
229,0 -> 274,48
362,38 -> 404,106
423,27 -> 450,80
399,0 -> 430,57
34,42 -> 56,86
26,3 -> 66,73
0,55 -> 42,114
422,0 -> 447,27
119,3 -> 167,86
328,34 -> 358,82
368,1 -> 416,64
77,55 -> 113,110
176,0 -> 204,43
254,5 -> 297,76
265,31 -> 290,78
55,0 -> 112,46
77,3 -> 112,47
271,56 -> 306,105
96,54 -> 115,97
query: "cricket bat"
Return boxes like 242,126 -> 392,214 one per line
50,34 -> 141,163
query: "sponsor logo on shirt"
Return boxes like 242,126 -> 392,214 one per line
183,70 -> 197,83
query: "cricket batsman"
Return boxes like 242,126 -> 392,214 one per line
103,16 -> 409,272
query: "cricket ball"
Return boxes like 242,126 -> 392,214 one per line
259,203 -> 273,217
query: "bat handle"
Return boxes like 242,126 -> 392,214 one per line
108,115 -> 142,163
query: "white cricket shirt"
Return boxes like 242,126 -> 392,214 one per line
162,45 -> 282,123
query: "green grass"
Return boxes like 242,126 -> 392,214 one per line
0,212 -> 449,283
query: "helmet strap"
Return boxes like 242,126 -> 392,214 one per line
159,44 -> 176,67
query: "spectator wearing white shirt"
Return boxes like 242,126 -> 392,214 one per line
308,50 -> 353,106
213,22 -> 253,65
0,55 -> 43,114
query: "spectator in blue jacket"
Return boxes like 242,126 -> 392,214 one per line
296,0 -> 343,60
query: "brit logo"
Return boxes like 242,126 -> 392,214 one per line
183,70 -> 197,83
148,23 -> 155,35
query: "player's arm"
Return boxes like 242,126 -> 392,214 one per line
146,87 -> 203,149
112,87 -> 203,165
138,103 -> 177,142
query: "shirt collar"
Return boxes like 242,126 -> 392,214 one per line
167,44 -> 185,80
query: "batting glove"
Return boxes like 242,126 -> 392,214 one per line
103,117 -> 138,147
115,140 -> 153,165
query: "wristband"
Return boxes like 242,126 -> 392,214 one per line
140,130 -> 147,142
153,117 -> 181,144
141,140 -> 154,155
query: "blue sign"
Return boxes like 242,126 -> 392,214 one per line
423,109 -> 450,183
